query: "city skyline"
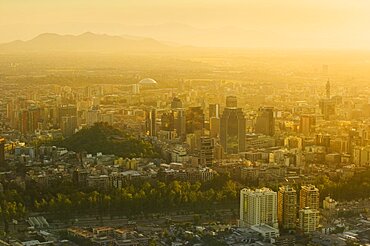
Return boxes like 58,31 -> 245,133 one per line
1,1 -> 370,245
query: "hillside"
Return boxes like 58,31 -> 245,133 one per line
59,123 -> 159,158
0,32 -> 171,53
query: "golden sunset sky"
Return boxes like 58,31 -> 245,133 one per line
1,0 -> 370,49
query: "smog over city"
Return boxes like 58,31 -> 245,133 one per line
0,1 -> 370,245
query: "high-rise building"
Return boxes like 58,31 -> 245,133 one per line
173,109 -> 186,137
161,111 -> 175,131
61,116 -> 77,137
210,117 -> 220,138
17,107 -> 42,134
326,79 -> 330,99
209,103 -> 220,119
186,106 -> 204,134
353,145 -> 370,166
278,186 -> 297,230
240,188 -> 278,228
18,109 -> 29,134
255,107 -> 275,136
58,105 -> 77,126
6,100 -> 16,129
132,84 -> 140,94
226,96 -> 238,108
319,99 -> 335,120
171,97 -> 183,109
0,138 -> 5,167
199,136 -> 214,166
220,107 -> 246,154
145,108 -> 156,137
299,207 -> 319,234
300,185 -> 320,210
315,134 -> 331,153
87,109 -> 101,126
300,115 -> 316,136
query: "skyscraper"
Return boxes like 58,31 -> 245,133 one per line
145,108 -> 156,137
300,185 -> 320,210
278,186 -> 297,230
240,188 -> 278,228
300,114 -> 316,136
161,111 -> 175,131
319,79 -> 335,120
210,117 -> 220,138
226,96 -> 237,108
186,106 -> 204,134
173,109 -> 186,137
255,107 -> 275,136
209,103 -> 220,119
17,107 -> 42,134
319,99 -> 335,120
58,105 -> 77,127
220,107 -> 246,154
61,116 -> 77,137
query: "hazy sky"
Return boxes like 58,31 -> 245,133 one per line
2,0 -> 370,49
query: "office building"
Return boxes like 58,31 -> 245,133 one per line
185,106 -> 204,134
161,111 -> 175,131
300,115 -> 316,136
209,103 -> 220,119
87,109 -> 101,126
171,97 -> 183,109
58,105 -> 77,127
17,107 -> 42,134
315,134 -> 331,150
173,109 -> 186,137
220,107 -> 246,154
319,99 -> 335,120
61,116 -> 77,137
199,136 -> 214,166
226,96 -> 238,108
255,107 -> 275,136
145,108 -> 156,137
210,117 -> 220,138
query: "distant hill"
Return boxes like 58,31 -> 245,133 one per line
0,32 -> 172,53
59,123 -> 159,158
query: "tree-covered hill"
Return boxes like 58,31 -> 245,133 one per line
59,123 -> 159,158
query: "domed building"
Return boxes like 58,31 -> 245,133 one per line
138,78 -> 158,89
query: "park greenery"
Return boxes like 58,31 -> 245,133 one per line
2,174 -> 238,223
58,123 -> 160,158
318,169 -> 370,201
1,163 -> 370,229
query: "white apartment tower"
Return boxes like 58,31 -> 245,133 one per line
240,188 -> 278,228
